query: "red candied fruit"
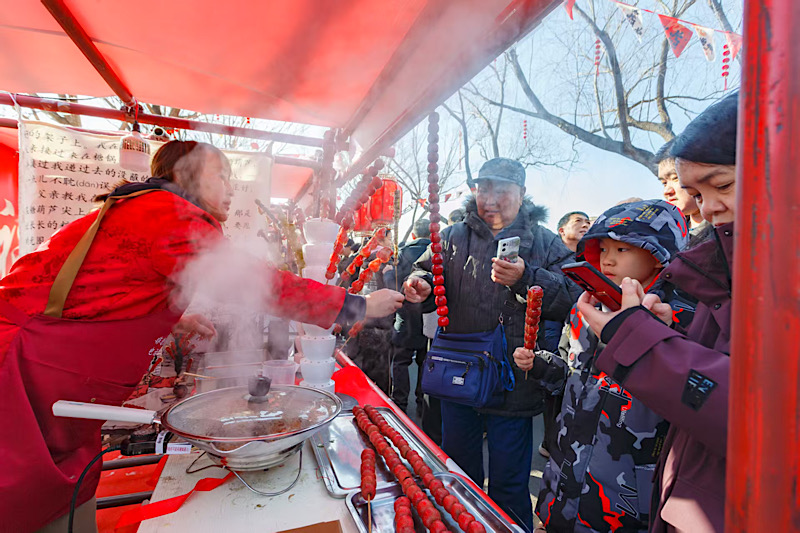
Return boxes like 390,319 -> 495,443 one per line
409,490 -> 426,505
443,494 -> 458,512
395,515 -> 414,529
433,487 -> 449,505
467,521 -> 487,533
422,472 -> 436,487
457,512 -> 476,531
429,520 -> 448,533
394,497 -> 411,511
422,508 -> 442,528
450,503 -> 466,518
429,480 -> 445,493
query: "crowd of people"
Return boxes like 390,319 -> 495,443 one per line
341,91 -> 738,533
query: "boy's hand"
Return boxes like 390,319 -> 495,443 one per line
491,256 -> 525,286
513,346 -> 535,371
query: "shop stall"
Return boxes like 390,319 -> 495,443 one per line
1,0 -> 798,531
0,1 -> 559,531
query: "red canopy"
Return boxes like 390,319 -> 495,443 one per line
0,0 -> 556,161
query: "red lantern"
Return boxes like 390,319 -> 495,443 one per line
353,203 -> 372,234
368,178 -> 401,227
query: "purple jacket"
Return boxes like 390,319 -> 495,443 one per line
595,223 -> 733,533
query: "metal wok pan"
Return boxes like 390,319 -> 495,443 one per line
53,384 -> 342,470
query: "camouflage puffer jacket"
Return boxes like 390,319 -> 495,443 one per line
535,305 -> 669,532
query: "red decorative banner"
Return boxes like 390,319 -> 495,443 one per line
658,14 -> 694,58
724,31 -> 743,61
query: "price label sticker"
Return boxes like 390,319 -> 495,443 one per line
166,442 -> 193,455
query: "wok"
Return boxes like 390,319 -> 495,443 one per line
53,385 -> 342,470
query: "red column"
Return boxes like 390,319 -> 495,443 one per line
0,143 -> 19,276
727,0 -> 800,531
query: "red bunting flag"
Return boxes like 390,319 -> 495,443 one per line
417,198 -> 427,208
658,15 -> 694,58
564,0 -> 576,20
724,32 -> 743,61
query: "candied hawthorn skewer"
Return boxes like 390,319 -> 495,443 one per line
524,286 -> 544,380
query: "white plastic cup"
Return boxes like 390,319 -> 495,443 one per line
300,379 -> 336,393
302,243 -> 334,265
302,266 -> 333,284
300,357 -> 336,384
304,218 -> 340,244
298,335 -> 336,361
262,360 -> 298,385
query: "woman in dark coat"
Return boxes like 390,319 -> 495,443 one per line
577,93 -> 739,532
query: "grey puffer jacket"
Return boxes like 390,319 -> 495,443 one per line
413,198 -> 581,417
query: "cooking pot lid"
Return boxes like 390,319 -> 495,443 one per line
161,385 -> 341,442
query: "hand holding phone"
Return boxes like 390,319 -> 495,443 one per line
496,236 -> 520,263
561,261 -> 623,311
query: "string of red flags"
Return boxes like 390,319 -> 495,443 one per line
658,14 -> 693,58
562,0 -> 742,87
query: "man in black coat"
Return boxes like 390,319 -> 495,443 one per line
404,158 -> 580,531
383,218 -> 431,416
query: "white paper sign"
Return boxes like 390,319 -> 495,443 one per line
18,121 -> 272,255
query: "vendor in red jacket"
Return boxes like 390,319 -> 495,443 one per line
0,140 -> 403,532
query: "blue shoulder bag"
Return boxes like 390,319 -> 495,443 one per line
421,319 -> 515,409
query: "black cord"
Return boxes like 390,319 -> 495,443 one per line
68,446 -> 120,533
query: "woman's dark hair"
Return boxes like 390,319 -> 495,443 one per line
95,140 -> 228,202
671,92 -> 738,165
152,140 -> 200,180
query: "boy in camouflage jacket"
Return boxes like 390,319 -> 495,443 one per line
513,199 -> 690,532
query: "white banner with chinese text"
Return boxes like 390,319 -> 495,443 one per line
18,121 -> 272,255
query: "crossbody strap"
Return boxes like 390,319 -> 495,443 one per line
45,189 -> 158,318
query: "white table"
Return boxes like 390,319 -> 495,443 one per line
138,441 -> 359,533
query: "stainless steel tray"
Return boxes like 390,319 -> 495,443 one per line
345,472 -> 520,533
311,407 -> 447,498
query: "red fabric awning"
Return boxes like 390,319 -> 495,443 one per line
0,0 -> 556,158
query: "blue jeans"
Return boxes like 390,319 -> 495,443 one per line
440,400 -> 533,532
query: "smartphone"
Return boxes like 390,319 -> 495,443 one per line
496,236 -> 520,263
561,261 -> 623,311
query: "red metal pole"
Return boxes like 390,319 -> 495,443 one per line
41,0 -> 135,105
0,93 -> 326,148
727,0 -> 800,531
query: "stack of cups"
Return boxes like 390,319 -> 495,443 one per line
298,218 -> 340,393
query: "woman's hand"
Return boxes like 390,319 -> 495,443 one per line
491,257 -> 525,287
577,277 -> 673,336
642,294 -> 673,325
173,313 -> 217,339
364,289 -> 405,318
403,277 -> 432,303
513,347 -> 535,371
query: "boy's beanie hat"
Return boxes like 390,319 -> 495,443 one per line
577,199 -> 689,268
